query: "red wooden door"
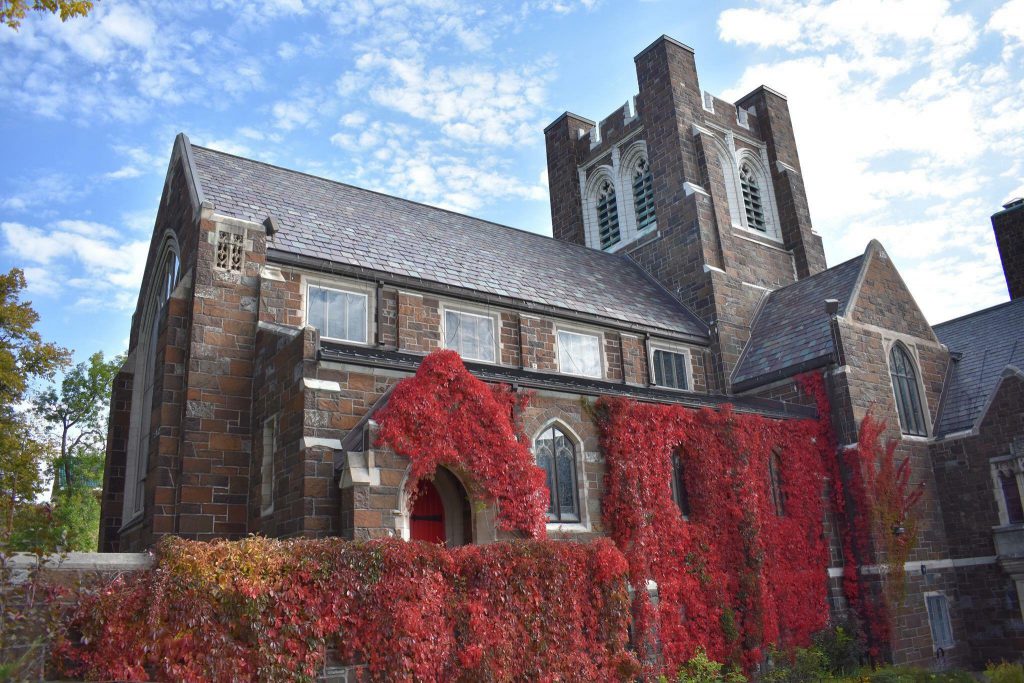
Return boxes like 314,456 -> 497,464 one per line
410,480 -> 446,544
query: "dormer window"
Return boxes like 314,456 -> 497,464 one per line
740,163 -> 767,233
596,179 -> 621,250
632,157 -> 656,232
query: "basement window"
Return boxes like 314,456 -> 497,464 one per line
925,593 -> 954,650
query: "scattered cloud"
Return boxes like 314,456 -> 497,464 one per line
1,172 -> 83,213
717,0 -> 1023,321
1,220 -> 147,309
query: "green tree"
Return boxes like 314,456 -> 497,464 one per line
34,351 -> 122,494
0,269 -> 68,545
1,0 -> 95,30
33,351 -> 122,551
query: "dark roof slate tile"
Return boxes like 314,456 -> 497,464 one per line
933,298 -> 1024,436
732,255 -> 864,387
190,144 -> 707,339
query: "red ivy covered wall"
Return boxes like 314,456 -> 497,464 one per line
595,378 -> 831,672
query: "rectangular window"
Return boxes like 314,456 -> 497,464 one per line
925,594 -> 954,649
652,347 -> 690,390
444,309 -> 496,363
307,284 -> 368,344
261,416 -> 277,516
994,462 -> 1024,525
671,453 -> 691,519
557,329 -> 602,378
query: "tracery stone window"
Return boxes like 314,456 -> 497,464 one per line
888,343 -> 927,437
595,178 -> 621,250
215,229 -> 244,272
631,156 -> 656,232
992,456 -> 1024,525
123,234 -> 180,523
535,425 -> 580,523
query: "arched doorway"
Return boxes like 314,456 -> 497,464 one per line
408,468 -> 473,546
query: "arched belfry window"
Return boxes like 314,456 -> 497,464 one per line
595,178 -> 621,250
889,343 -> 927,437
535,425 -> 580,523
740,162 -> 767,233
632,156 -> 656,232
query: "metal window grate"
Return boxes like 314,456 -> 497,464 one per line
632,157 -> 656,232
740,163 -> 767,232
889,344 -> 928,436
596,179 -> 620,249
216,230 -> 244,272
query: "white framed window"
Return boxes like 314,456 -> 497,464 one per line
443,308 -> 497,363
556,328 -> 603,378
649,343 -> 692,391
261,415 -> 277,517
991,455 -> 1024,526
924,593 -> 954,650
306,283 -> 369,344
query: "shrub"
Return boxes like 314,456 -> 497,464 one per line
671,648 -> 746,683
987,661 -> 1024,683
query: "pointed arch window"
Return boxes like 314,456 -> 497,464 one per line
670,451 -> 691,519
740,162 -> 767,232
595,179 -> 621,250
768,449 -> 786,516
535,425 -> 580,523
632,156 -> 656,232
889,343 -> 927,437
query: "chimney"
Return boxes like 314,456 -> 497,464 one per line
992,198 -> 1024,300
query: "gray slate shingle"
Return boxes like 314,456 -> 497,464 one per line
190,144 -> 706,339
732,256 -> 864,387
933,298 -> 1024,436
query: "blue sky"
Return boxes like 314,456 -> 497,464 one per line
2,0 -> 1022,365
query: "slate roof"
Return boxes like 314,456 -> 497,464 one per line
933,298 -> 1024,436
189,143 -> 707,339
732,255 -> 865,388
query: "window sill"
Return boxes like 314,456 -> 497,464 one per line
119,512 -> 145,534
898,434 -> 933,443
733,229 -> 786,249
546,522 -> 590,534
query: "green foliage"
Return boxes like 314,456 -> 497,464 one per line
812,624 -> 863,675
0,269 -> 68,405
0,413 -> 52,541
0,0 -> 94,30
674,649 -> 747,683
50,488 -> 99,552
986,661 -> 1024,683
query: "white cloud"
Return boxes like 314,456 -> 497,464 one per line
987,0 -> 1024,45
1,220 -> 147,309
1,172 -> 82,212
717,0 -> 1022,321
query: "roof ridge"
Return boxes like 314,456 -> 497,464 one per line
762,253 -> 865,302
191,143 -> 626,262
933,296 -> 1023,329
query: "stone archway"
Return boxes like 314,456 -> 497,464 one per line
407,467 -> 473,546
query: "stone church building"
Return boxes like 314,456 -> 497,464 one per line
99,36 -> 1023,667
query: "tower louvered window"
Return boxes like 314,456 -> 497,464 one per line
740,163 -> 767,232
596,179 -> 621,250
889,343 -> 927,437
632,157 -> 656,231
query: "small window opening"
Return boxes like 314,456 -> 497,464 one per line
999,469 -> 1024,524
261,416 -> 277,516
769,450 -> 786,516
670,452 -> 691,519
216,230 -> 244,272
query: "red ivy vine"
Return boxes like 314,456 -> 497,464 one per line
595,377 -> 831,674
56,536 -> 639,682
375,350 -> 549,538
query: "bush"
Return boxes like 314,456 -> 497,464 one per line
987,661 -> 1024,683
669,648 -> 746,683
812,624 -> 862,675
